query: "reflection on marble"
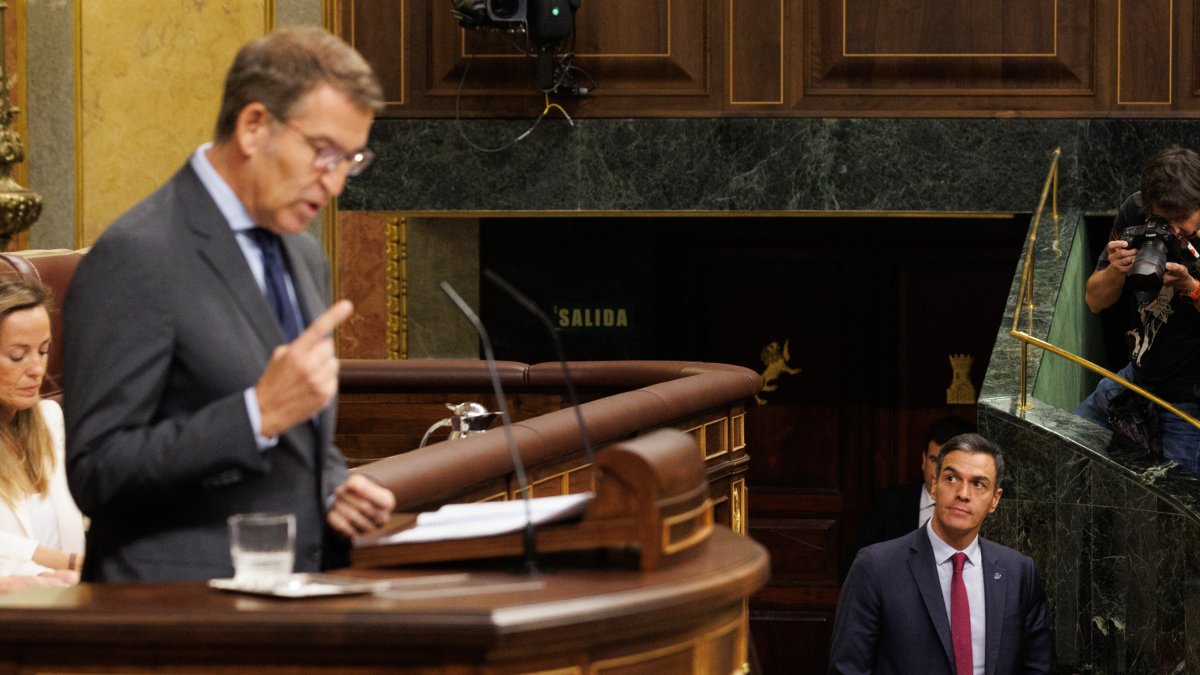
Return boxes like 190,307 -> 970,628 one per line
979,176 -> 1200,672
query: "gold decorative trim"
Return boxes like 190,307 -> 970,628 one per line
683,425 -> 703,457
697,614 -> 744,669
1116,0 -> 1173,105
739,600 -> 751,673
264,0 -> 275,32
323,0 -> 338,32
528,470 -> 569,495
702,418 -> 729,460
683,418 -> 743,460
519,463 -> 593,499
731,477 -> 746,534
593,610 -> 744,672
728,0 -> 785,105
324,201 -> 338,298
842,0 -> 1058,58
11,0 -> 27,191
384,215 -> 406,359
71,0 -> 82,248
386,209 -> 1016,220
662,499 -> 713,555
593,639 -> 694,672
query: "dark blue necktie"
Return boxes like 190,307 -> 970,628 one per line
249,227 -> 303,342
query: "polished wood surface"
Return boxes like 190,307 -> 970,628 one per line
337,0 -> 1198,117
0,527 -> 767,673
334,360 -> 754,543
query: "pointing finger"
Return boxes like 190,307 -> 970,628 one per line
292,299 -> 353,351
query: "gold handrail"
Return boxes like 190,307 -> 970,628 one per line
1010,148 -> 1061,410
1008,147 -> 1200,431
1009,332 -> 1200,428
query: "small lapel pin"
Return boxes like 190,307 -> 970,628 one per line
994,572 -> 1003,580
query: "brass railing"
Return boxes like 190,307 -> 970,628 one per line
1009,148 -> 1200,431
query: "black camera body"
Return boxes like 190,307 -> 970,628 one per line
1121,215 -> 1200,301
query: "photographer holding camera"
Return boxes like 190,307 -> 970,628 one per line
1077,146 -> 1200,475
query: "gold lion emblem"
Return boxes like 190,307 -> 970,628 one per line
755,339 -> 801,405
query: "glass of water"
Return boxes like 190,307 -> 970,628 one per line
227,512 -> 295,589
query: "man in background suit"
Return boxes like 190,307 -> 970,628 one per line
852,416 -> 976,555
829,434 -> 1054,675
63,27 -> 395,582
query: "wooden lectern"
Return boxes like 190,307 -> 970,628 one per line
0,433 -> 768,673
352,428 -> 714,570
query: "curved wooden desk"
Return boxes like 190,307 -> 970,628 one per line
0,527 -> 766,673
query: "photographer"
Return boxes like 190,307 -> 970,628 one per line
1077,146 -> 1200,475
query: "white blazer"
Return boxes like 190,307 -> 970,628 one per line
0,400 -> 86,575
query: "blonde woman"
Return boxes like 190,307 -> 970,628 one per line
0,278 -> 84,586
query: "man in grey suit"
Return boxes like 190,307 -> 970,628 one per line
62,27 -> 395,582
829,434 -> 1054,674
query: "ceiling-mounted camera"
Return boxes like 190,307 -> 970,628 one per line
451,0 -> 583,92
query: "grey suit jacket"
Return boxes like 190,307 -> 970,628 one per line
63,162 -> 349,582
829,525 -> 1054,675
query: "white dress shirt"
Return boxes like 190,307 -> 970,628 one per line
927,524 -> 986,675
918,486 -> 934,528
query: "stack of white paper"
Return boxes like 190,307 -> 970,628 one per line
376,492 -> 594,544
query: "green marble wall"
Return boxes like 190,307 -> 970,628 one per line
345,118 -> 1200,215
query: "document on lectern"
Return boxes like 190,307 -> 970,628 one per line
371,493 -> 594,545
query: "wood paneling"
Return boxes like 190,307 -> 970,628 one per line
344,0 -> 714,118
344,0 -> 406,106
337,0 -> 1200,116
1118,0 -> 1173,105
806,0 -> 1092,99
730,0 -> 784,105
842,0 -> 1055,55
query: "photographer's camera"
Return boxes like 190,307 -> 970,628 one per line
1121,215 -> 1200,302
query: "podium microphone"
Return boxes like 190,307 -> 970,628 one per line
440,281 -> 539,574
483,269 -> 596,469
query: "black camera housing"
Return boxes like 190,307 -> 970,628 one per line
1121,215 -> 1200,301
451,0 -> 578,43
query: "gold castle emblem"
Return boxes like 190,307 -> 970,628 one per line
946,353 -> 976,404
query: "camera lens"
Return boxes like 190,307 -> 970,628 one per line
1128,237 -> 1168,294
488,0 -> 521,19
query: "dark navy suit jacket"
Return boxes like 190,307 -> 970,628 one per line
63,163 -> 348,582
829,525 -> 1055,675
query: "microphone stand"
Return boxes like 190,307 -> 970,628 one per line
483,269 -> 597,473
440,281 -> 540,575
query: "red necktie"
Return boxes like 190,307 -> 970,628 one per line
951,551 -> 973,675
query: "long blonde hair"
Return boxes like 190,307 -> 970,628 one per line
0,279 -> 53,506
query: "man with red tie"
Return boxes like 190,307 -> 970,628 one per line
828,434 -> 1055,675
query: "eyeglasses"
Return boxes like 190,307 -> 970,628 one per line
269,112 -> 375,177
